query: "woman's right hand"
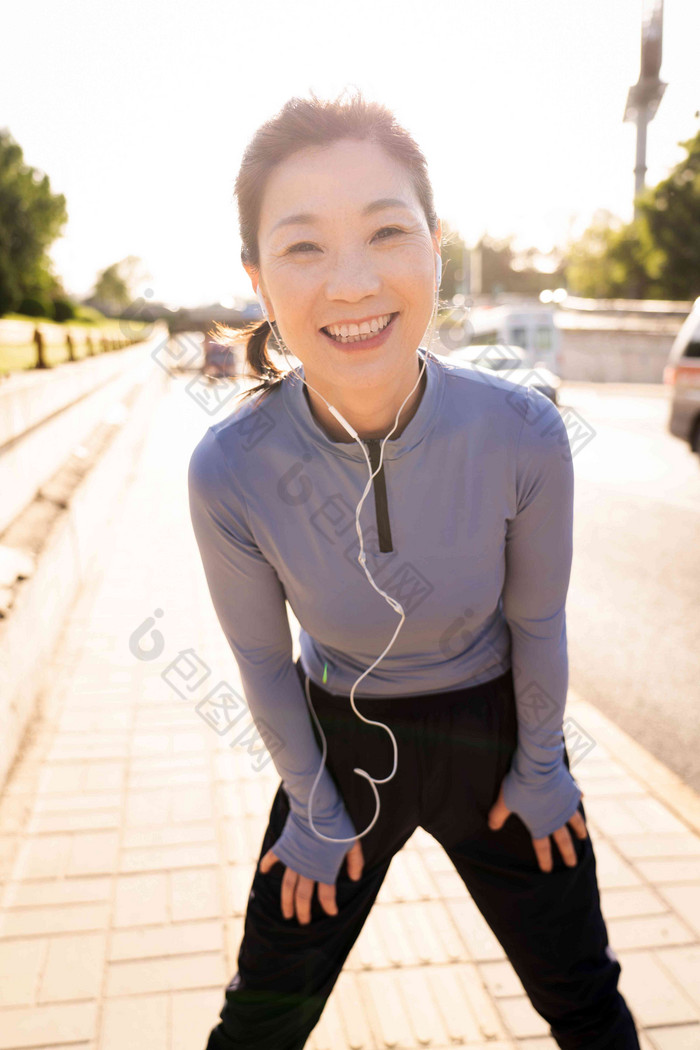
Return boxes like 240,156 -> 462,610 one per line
258,838 -> 365,924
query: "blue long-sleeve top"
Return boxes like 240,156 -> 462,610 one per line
187,346 -> 582,884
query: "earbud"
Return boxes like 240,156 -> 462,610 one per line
256,287 -> 270,322
435,252 -> 442,289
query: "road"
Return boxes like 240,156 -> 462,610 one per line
559,381 -> 700,794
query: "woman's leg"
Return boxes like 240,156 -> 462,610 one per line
206,784 -> 404,1050
205,662 -> 423,1050
420,668 -> 641,1050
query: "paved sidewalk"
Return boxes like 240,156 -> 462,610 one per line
0,374 -> 698,1050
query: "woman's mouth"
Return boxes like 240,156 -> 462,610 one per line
320,312 -> 398,350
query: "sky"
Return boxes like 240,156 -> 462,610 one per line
3,0 -> 699,309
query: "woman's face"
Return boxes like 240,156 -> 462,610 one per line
248,137 -> 441,392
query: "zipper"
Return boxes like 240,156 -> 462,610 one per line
364,439 -> 394,552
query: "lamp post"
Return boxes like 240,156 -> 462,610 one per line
623,0 -> 667,220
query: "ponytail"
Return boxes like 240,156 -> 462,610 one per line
207,319 -> 286,403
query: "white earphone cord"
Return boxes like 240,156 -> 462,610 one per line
257,253 -> 442,845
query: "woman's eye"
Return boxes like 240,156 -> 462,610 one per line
285,227 -> 404,255
373,226 -> 404,240
286,242 -> 318,254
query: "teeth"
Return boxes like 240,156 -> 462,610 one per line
326,314 -> 393,342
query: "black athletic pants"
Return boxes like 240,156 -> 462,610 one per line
205,658 -> 641,1050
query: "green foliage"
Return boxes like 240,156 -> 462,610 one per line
439,220 -> 566,301
637,129 -> 700,298
0,128 -> 68,317
52,297 -> 77,321
566,212 -> 648,298
17,295 -> 53,317
566,129 -> 700,299
439,221 -> 469,302
477,234 -> 566,296
91,255 -> 149,315
72,304 -> 106,324
92,262 -> 131,313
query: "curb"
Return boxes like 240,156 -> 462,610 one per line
567,688 -> 700,837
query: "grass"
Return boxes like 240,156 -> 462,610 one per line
0,314 -> 152,373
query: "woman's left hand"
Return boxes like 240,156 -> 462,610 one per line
487,781 -> 588,873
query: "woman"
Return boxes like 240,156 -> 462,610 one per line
188,91 -> 641,1050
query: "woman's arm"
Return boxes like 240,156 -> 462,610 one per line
187,426 -> 357,884
500,389 -> 582,838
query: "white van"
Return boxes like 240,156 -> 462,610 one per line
664,297 -> 700,460
467,304 -> 561,373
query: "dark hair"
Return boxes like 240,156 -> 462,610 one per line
210,87 -> 440,403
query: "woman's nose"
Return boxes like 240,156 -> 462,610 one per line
323,251 -> 382,301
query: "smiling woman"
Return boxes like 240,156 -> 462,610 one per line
210,91 -> 441,444
190,89 -> 642,1050
248,134 -> 441,441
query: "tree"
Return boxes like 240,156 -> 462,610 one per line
0,128 -> 68,317
438,222 -> 566,301
90,255 -> 149,315
565,210 -> 649,298
565,129 -> 700,299
636,128 -> 700,299
439,220 -> 469,303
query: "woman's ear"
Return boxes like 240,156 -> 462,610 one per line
243,262 -> 259,297
244,267 -> 274,321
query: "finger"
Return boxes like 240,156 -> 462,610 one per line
532,836 -> 553,873
316,882 -> 339,917
258,850 -> 275,874
347,857 -> 362,881
347,842 -> 364,881
552,826 -> 577,867
488,796 -> 509,829
294,879 -> 315,925
568,810 -> 588,838
281,868 -> 298,921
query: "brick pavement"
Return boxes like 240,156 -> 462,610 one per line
0,373 -> 697,1049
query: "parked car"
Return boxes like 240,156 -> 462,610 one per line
448,343 -> 561,405
664,297 -> 700,461
203,335 -> 242,378
465,304 -> 561,374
